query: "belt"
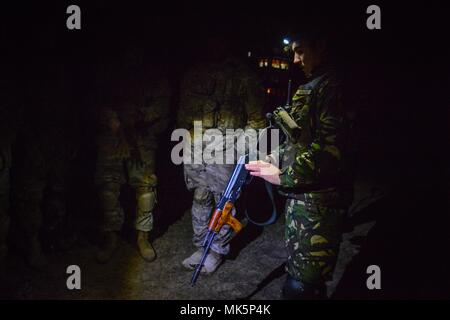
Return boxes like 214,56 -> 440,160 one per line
280,187 -> 337,201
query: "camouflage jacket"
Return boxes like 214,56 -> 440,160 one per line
279,65 -> 354,202
177,57 -> 266,132
120,75 -> 171,142
97,70 -> 171,148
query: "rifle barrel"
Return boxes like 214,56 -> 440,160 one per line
191,232 -> 216,286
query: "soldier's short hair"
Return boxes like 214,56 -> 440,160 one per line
287,27 -> 339,60
294,28 -> 333,49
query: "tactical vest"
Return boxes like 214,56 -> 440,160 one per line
278,69 -> 354,206
187,60 -> 248,131
280,72 -> 329,181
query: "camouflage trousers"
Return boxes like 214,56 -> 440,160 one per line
0,142 -> 12,259
183,162 -> 236,255
285,195 -> 346,285
95,134 -> 157,232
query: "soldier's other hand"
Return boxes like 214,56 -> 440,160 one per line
245,160 -> 281,185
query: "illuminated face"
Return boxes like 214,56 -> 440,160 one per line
292,39 -> 319,76
292,41 -> 305,66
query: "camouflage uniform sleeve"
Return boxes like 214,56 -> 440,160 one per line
267,139 -> 286,167
243,73 -> 267,130
280,84 -> 345,188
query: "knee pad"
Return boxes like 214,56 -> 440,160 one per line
193,188 -> 213,206
137,189 -> 156,214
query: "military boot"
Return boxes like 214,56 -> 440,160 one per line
96,231 -> 118,264
136,230 -> 156,262
281,274 -> 326,300
182,249 -> 222,274
27,237 -> 48,270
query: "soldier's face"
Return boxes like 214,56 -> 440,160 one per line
292,40 -> 318,76
292,41 -> 304,66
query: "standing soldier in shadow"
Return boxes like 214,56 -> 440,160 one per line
95,49 -> 170,263
13,62 -> 78,269
177,36 -> 266,274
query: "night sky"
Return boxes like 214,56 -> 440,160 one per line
3,1 -> 444,185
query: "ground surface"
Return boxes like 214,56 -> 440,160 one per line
6,176 -> 445,300
1,211 -> 289,300
0,177 -> 387,300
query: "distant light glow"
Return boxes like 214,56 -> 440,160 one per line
258,58 -> 269,67
283,38 -> 290,45
272,59 -> 280,69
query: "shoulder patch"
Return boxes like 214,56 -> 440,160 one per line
296,89 -> 312,95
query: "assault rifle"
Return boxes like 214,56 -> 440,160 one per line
190,155 -> 248,286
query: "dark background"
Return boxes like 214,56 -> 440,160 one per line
1,0 -> 448,299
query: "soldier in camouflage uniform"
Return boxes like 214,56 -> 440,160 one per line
95,51 -> 170,263
246,31 -> 354,299
178,38 -> 266,274
13,65 -> 78,269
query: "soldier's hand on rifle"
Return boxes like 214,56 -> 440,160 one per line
245,160 -> 281,185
